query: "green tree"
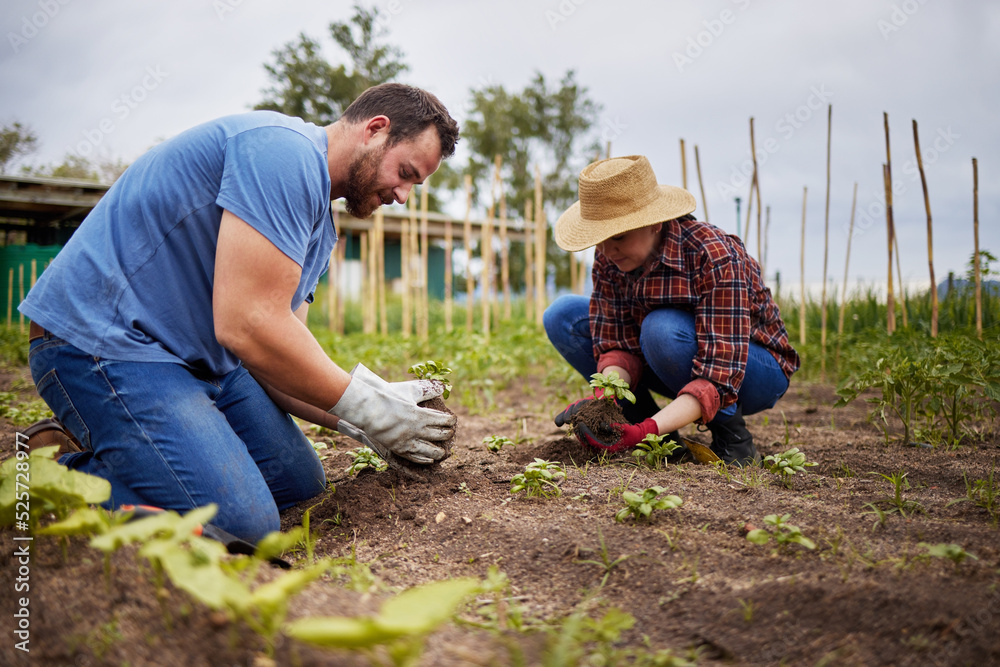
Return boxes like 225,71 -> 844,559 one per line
255,4 -> 408,126
0,121 -> 39,174
461,70 -> 602,290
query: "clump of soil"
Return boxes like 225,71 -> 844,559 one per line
569,397 -> 626,444
385,396 -> 457,478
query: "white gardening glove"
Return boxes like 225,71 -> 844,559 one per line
330,371 -> 455,464
348,363 -> 443,405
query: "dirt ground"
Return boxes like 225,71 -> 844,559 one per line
2,360 -> 999,666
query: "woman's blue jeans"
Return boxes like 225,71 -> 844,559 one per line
543,295 -> 789,424
28,333 -> 327,543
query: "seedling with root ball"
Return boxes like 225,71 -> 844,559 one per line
589,371 -> 636,405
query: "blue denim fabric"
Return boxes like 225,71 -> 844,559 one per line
543,294 -> 789,423
28,334 -> 326,543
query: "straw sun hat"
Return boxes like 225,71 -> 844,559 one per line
554,155 -> 697,252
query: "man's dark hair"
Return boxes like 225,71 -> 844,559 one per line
342,83 -> 459,159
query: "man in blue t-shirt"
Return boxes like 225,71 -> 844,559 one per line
19,83 -> 460,543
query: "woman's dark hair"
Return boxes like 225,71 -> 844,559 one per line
342,83 -> 459,158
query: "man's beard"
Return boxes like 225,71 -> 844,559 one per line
344,144 -> 387,218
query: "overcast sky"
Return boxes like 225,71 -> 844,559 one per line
2,0 -> 997,292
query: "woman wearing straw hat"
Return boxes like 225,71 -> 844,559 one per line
545,155 -> 799,466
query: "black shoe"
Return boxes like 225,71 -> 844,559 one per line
707,407 -> 760,467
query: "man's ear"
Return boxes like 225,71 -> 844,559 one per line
362,115 -> 391,145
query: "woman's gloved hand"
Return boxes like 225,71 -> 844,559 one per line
574,418 -> 659,453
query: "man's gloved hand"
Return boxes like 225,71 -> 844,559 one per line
575,418 -> 659,453
349,363 -> 443,405
330,367 -> 455,464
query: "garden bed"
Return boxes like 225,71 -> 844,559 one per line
1,365 -> 998,666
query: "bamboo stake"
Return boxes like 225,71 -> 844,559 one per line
524,199 -> 534,321
401,196 -> 413,337
444,199 -> 454,333
695,144 -> 709,223
883,163 -> 896,334
499,175 -> 511,320
30,259 -> 36,288
912,119 -> 937,337
410,193 -> 420,335
680,138 -> 688,190
606,141 -> 611,160
973,157 -> 981,338
360,232 -> 370,334
375,207 -> 387,336
820,105 -> 832,381
743,172 -> 756,245
534,166 -> 547,326
799,186 -> 807,347
481,202 -> 493,342
463,175 -> 474,333
883,113 -> 897,335
750,118 -> 763,264
419,182 -> 430,340
836,182 -> 859,370
570,252 -> 578,294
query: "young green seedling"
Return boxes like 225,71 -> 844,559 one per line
345,447 -> 388,476
509,459 -> 566,499
408,360 -> 453,400
483,435 -> 515,453
918,542 -> 979,573
631,433 -> 681,469
761,447 -> 817,487
746,513 -> 815,550
614,487 -> 683,523
589,371 -> 636,405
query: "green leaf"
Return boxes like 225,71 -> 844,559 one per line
91,504 -> 217,553
37,507 -> 111,537
285,616 -> 392,649
746,529 -> 770,545
378,577 -> 480,634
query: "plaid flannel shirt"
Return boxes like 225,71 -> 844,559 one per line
590,218 -> 800,422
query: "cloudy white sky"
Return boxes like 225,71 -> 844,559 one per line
2,0 -> 997,293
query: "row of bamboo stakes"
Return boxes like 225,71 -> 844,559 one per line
719,105 -> 986,384
328,155 -> 587,340
5,260 -> 37,330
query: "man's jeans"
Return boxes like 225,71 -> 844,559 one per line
543,295 -> 789,423
28,334 -> 326,543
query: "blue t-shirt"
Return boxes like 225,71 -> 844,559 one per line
20,111 -> 337,375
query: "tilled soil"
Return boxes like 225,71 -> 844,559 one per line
1,364 -> 999,666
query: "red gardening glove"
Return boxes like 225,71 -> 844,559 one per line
575,418 -> 659,453
554,387 -> 611,427
554,397 -> 592,426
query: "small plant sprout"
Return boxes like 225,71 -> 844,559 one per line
871,470 -> 924,517
918,542 -> 979,572
947,464 -> 999,526
615,487 -> 683,523
408,360 -> 453,400
345,447 -> 388,476
309,438 -> 330,460
632,433 -> 681,469
509,459 -> 566,499
589,371 -> 636,405
746,514 -> 815,550
761,448 -> 817,486
483,435 -> 515,453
